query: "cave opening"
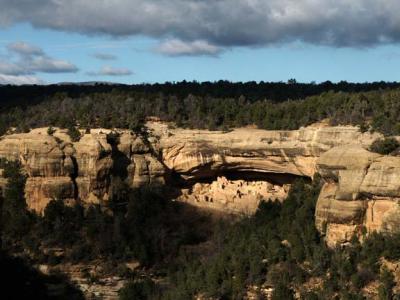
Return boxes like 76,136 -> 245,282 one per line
168,169 -> 311,189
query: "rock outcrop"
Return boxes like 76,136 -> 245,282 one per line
0,123 -> 379,214
148,122 -> 378,180
315,145 -> 400,247
0,128 -> 167,213
0,130 -> 76,212
3,121 -> 399,246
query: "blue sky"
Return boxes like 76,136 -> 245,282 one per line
1,1 -> 400,84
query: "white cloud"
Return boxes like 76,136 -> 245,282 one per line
0,0 -> 400,49
0,41 -> 78,84
1,41 -> 78,75
7,41 -> 44,56
0,61 -> 28,75
29,56 -> 78,73
156,39 -> 221,56
0,74 -> 45,85
87,66 -> 133,76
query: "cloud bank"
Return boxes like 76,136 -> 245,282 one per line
1,41 -> 78,75
1,0 -> 400,50
87,66 -> 133,76
156,39 -> 221,56
0,41 -> 78,84
7,41 -> 44,56
0,74 -> 45,85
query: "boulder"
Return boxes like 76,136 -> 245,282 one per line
316,144 -> 400,246
360,156 -> 400,197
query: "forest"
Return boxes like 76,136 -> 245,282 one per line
1,80 -> 399,111
1,160 -> 400,299
2,81 -> 400,136
2,82 -> 400,298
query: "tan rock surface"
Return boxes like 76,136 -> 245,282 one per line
0,128 -> 166,213
315,183 -> 366,232
1,121 -> 395,234
145,123 -> 383,215
148,122 -> 379,180
325,224 -> 360,248
0,132 -> 72,177
73,132 -> 113,204
0,168 -> 6,195
365,199 -> 400,233
25,177 -> 76,213
315,145 -> 400,246
129,154 -> 166,188
360,156 -> 400,197
317,145 -> 380,178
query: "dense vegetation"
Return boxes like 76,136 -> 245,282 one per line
130,179 -> 400,299
2,82 -> 400,136
0,159 -> 84,299
3,82 -> 400,298
0,159 -> 210,267
369,137 -> 400,155
2,80 -> 399,111
2,158 -> 400,299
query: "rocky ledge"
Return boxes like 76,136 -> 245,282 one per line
315,145 -> 400,247
2,122 -> 399,246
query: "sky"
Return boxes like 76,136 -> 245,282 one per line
1,1 -> 400,85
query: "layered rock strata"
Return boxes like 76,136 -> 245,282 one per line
0,128 -> 166,213
147,122 -> 378,181
2,122 -> 398,247
315,145 -> 400,246
0,124 -> 378,212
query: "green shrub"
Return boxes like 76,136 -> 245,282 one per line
271,282 -> 294,300
369,137 -> 400,155
378,267 -> 395,300
47,126 -> 55,135
67,126 -> 81,142
119,279 -> 157,300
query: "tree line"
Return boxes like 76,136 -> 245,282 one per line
2,86 -> 400,136
2,80 -> 399,112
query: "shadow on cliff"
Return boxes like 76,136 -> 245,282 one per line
166,164 -> 311,190
106,132 -> 131,180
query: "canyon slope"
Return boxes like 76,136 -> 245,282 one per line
1,122 -> 400,246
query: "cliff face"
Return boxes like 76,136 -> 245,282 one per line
0,128 -> 166,213
315,145 -> 400,247
1,122 -> 398,247
148,122 -> 377,181
147,122 -> 379,216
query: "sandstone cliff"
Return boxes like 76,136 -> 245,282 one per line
148,122 -> 378,181
147,122 -> 379,216
315,145 -> 400,247
0,128 -> 166,213
1,122 -> 397,247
